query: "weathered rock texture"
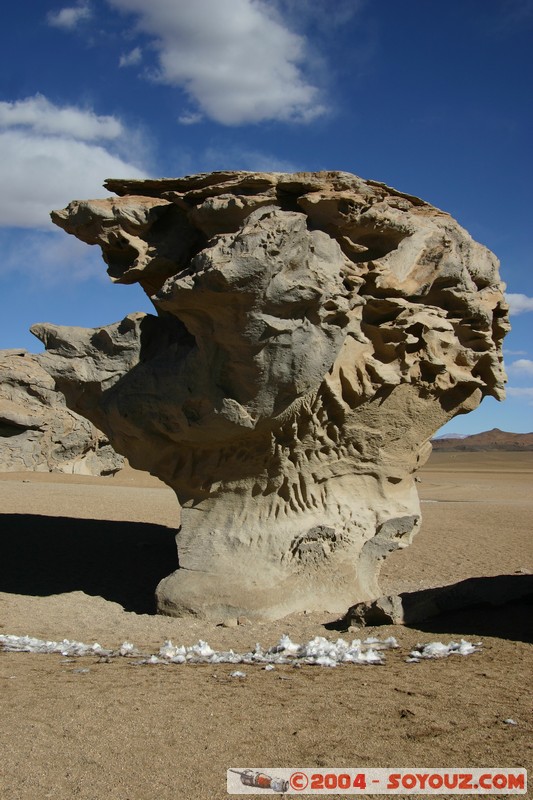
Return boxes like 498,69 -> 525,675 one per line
33,171 -> 509,619
0,349 -> 124,475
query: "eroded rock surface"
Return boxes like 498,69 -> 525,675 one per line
0,349 -> 124,475
33,171 -> 508,618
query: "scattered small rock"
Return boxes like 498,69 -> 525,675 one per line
237,616 -> 251,626
346,595 -> 405,626
221,618 -> 238,628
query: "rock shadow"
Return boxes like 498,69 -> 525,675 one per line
0,513 -> 178,614
327,575 -> 533,644
402,575 -> 533,643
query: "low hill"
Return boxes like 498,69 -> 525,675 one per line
432,428 -> 533,451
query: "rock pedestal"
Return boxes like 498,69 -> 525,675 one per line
33,171 -> 508,618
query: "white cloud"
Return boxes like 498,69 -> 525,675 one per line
504,348 -> 528,356
47,2 -> 92,29
107,0 -> 326,125
506,292 -> 533,315
507,359 -> 533,377
0,95 -> 122,141
0,95 -> 148,229
119,46 -> 143,68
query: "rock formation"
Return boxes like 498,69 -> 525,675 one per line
0,348 -> 124,475
33,171 -> 509,619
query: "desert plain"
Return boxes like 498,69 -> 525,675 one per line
1,450 -> 532,800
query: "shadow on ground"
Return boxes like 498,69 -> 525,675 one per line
403,575 -> 533,644
0,514 -> 178,614
326,575 -> 533,644
410,595 -> 533,644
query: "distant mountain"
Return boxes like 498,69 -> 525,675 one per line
432,428 -> 533,451
433,433 -> 468,440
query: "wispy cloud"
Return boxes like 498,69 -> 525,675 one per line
107,0 -> 326,125
200,146 -> 300,173
178,111 -> 204,126
0,95 -> 148,229
506,386 -> 533,405
272,0 -> 363,32
47,2 -> 92,30
507,359 -> 533,378
171,145 -> 300,176
504,348 -> 528,356
0,95 -> 122,141
119,46 -> 142,68
481,0 -> 533,38
0,228 -> 104,284
505,292 -> 533,315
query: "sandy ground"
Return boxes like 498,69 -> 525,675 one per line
1,452 -> 532,799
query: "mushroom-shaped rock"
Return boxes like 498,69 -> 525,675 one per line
34,171 -> 509,619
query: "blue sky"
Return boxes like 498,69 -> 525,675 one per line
1,0 -> 532,434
